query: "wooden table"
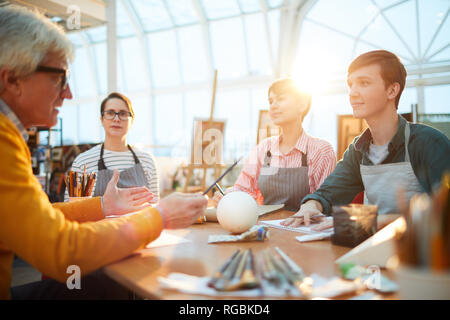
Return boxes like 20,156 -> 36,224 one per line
103,210 -> 398,300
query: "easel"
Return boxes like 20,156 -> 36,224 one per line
183,70 -> 227,194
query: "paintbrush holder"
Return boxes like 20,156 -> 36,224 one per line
331,204 -> 378,248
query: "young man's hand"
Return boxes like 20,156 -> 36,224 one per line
280,200 -> 325,228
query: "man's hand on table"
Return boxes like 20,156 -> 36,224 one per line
280,200 -> 333,231
157,192 -> 208,229
102,170 -> 154,216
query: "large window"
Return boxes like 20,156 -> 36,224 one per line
293,0 -> 450,146
61,0 -> 448,161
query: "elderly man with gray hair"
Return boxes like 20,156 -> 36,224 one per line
0,5 -> 207,300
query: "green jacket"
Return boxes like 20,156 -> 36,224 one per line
302,115 -> 450,215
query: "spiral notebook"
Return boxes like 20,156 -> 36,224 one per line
258,217 -> 334,235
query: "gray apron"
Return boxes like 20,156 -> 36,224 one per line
258,150 -> 310,211
360,123 -> 423,214
93,144 -> 148,196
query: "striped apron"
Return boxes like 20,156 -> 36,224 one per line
258,150 -> 310,211
93,144 -> 148,197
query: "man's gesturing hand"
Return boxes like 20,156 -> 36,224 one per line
102,170 -> 154,216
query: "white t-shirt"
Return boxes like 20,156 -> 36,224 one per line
64,144 -> 159,202
368,142 -> 390,165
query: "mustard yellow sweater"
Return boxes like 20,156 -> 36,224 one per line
0,113 -> 163,299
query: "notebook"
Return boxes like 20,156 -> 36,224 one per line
258,217 -> 334,235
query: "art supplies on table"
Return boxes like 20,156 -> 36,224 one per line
258,216 -> 334,235
65,167 -> 96,197
194,215 -> 208,224
208,248 -> 260,291
307,273 -> 361,298
394,172 -> 450,270
208,225 -> 269,243
392,173 -> 450,299
158,246 -> 373,299
339,262 -> 398,293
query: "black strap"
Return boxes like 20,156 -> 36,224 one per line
98,144 -> 140,170
301,152 -> 307,167
265,149 -> 307,167
127,145 -> 140,164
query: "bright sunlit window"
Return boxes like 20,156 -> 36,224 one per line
62,0 -> 449,161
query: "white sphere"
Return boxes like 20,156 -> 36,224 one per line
216,191 -> 258,234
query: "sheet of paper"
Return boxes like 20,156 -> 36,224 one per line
158,273 -> 263,297
258,218 -> 334,235
146,231 -> 191,249
256,204 -> 285,216
296,232 -> 332,242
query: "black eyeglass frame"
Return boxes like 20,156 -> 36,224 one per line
101,110 -> 133,121
35,65 -> 69,90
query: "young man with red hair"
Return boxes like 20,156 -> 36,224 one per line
282,50 -> 450,229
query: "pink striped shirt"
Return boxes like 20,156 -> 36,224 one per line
228,132 -> 337,205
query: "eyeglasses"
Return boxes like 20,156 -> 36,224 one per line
35,65 -> 69,90
102,110 -> 132,121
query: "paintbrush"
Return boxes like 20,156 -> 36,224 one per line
207,249 -> 240,288
266,251 -> 292,292
215,183 -> 225,195
275,247 -> 305,280
274,247 -> 309,296
238,249 -> 260,289
202,157 -> 242,196
213,250 -> 244,291
261,249 -> 278,283
224,249 -> 250,291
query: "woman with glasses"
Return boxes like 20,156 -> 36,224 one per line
65,92 -> 159,202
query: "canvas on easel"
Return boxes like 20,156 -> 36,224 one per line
191,118 -> 226,166
183,70 -> 227,193
257,109 -> 280,144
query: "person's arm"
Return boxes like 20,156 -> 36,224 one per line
302,139 -> 365,215
309,141 -> 337,193
409,125 -> 450,193
143,153 -> 160,203
225,142 -> 265,203
0,127 -> 163,283
53,197 -> 105,222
